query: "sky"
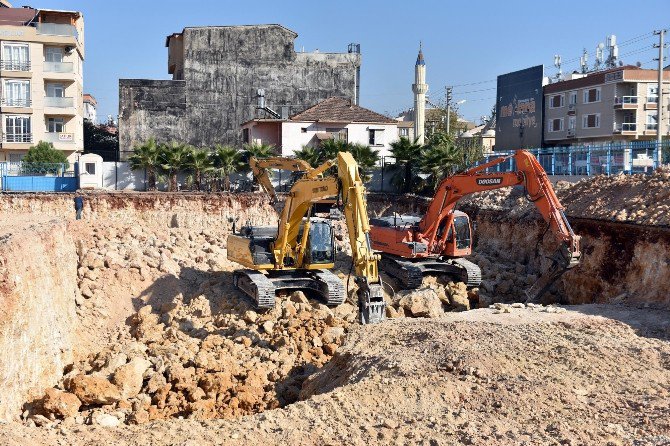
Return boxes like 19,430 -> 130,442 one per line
41,0 -> 670,124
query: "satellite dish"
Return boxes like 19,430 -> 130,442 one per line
636,61 -> 642,67
598,43 -> 605,50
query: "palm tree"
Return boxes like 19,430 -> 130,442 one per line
158,141 -> 190,191
420,141 -> 462,189
389,137 -> 423,193
318,138 -> 349,162
128,137 -> 160,191
187,147 -> 215,191
294,145 -> 321,168
347,143 -> 380,181
212,144 -> 245,191
242,142 -> 275,160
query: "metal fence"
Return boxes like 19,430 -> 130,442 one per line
0,162 -> 77,192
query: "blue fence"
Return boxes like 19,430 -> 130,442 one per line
475,140 -> 669,176
1,162 -> 78,192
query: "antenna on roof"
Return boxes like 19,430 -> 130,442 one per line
606,35 -> 619,68
594,42 -> 605,70
580,48 -> 589,74
553,54 -> 562,81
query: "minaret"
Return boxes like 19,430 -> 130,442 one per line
412,43 -> 428,145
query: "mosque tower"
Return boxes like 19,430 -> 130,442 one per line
412,44 -> 428,145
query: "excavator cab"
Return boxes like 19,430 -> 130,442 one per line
442,211 -> 473,257
302,218 -> 335,265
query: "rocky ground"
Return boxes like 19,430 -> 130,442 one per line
460,167 -> 670,226
1,304 -> 669,445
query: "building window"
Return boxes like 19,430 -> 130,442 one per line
85,162 -> 96,175
548,118 -> 563,132
45,47 -> 64,63
582,113 -> 600,129
569,91 -> 577,105
8,153 -> 24,163
647,84 -> 659,103
583,88 -> 601,103
568,116 -> 576,130
646,113 -> 658,131
301,127 -> 307,133
326,127 -> 347,141
399,127 -> 409,137
5,115 -> 31,142
47,117 -> 65,133
1,43 -> 30,71
3,79 -> 30,107
46,83 -> 65,98
549,94 -> 564,108
368,129 -> 383,146
242,128 -> 249,143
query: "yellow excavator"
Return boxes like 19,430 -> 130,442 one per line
227,152 -> 386,324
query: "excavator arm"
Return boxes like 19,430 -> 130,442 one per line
249,157 -> 314,202
418,150 -> 581,302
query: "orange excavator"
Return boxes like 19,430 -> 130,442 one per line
369,149 -> 581,302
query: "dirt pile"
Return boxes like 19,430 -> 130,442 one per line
460,167 -> 670,226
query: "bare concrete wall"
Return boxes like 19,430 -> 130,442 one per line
119,25 -> 360,156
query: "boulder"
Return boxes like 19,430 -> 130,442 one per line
68,375 -> 122,406
112,357 -> 152,399
41,388 -> 81,419
93,413 -> 121,427
398,289 -> 444,318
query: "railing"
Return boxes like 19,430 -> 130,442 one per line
614,123 -> 637,132
646,123 -> 658,131
472,140 -> 670,177
0,60 -> 31,71
36,23 -> 78,40
1,98 -> 31,107
43,132 -> 74,143
614,96 -> 638,105
44,96 -> 74,108
43,61 -> 73,73
647,95 -> 659,103
3,134 -> 33,143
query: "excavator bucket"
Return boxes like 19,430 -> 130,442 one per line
525,244 -> 581,303
358,284 -> 386,324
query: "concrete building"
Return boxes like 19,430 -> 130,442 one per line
543,66 -> 670,146
119,24 -> 361,159
412,46 -> 428,145
241,97 -> 398,158
83,93 -> 96,123
0,3 -> 84,163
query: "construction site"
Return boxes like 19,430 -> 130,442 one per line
0,154 -> 668,446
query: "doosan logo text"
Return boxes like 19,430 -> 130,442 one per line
477,177 -> 503,186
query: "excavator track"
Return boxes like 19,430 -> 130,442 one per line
233,269 -> 276,309
380,255 -> 482,290
312,269 -> 346,306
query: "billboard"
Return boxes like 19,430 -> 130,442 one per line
495,65 -> 544,151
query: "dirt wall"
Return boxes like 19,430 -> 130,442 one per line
0,220 -> 78,421
0,192 -> 276,231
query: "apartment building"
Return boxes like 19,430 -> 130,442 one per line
0,3 -> 84,163
543,66 -> 670,145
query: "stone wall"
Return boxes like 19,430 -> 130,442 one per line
119,25 -> 361,156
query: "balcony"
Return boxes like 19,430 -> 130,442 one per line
43,132 -> 74,143
1,98 -> 32,107
44,96 -> 74,108
645,95 -> 658,110
646,123 -> 658,131
3,134 -> 33,143
567,103 -> 576,115
613,122 -> 637,133
0,60 -> 31,71
44,61 -> 74,73
36,23 -> 78,41
613,96 -> 638,109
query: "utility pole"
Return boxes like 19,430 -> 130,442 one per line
654,29 -> 667,165
445,86 -> 453,135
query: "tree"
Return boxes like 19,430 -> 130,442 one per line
186,148 -> 215,191
389,137 -> 423,193
158,141 -> 190,191
212,144 -> 245,191
421,133 -> 462,189
294,145 -> 321,168
242,142 -> 275,160
23,141 -> 69,174
83,120 -> 119,161
347,143 -> 379,181
128,138 -> 160,191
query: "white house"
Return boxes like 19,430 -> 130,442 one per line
241,97 -> 398,158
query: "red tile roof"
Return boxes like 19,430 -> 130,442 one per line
0,7 -> 36,26
290,97 -> 396,124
